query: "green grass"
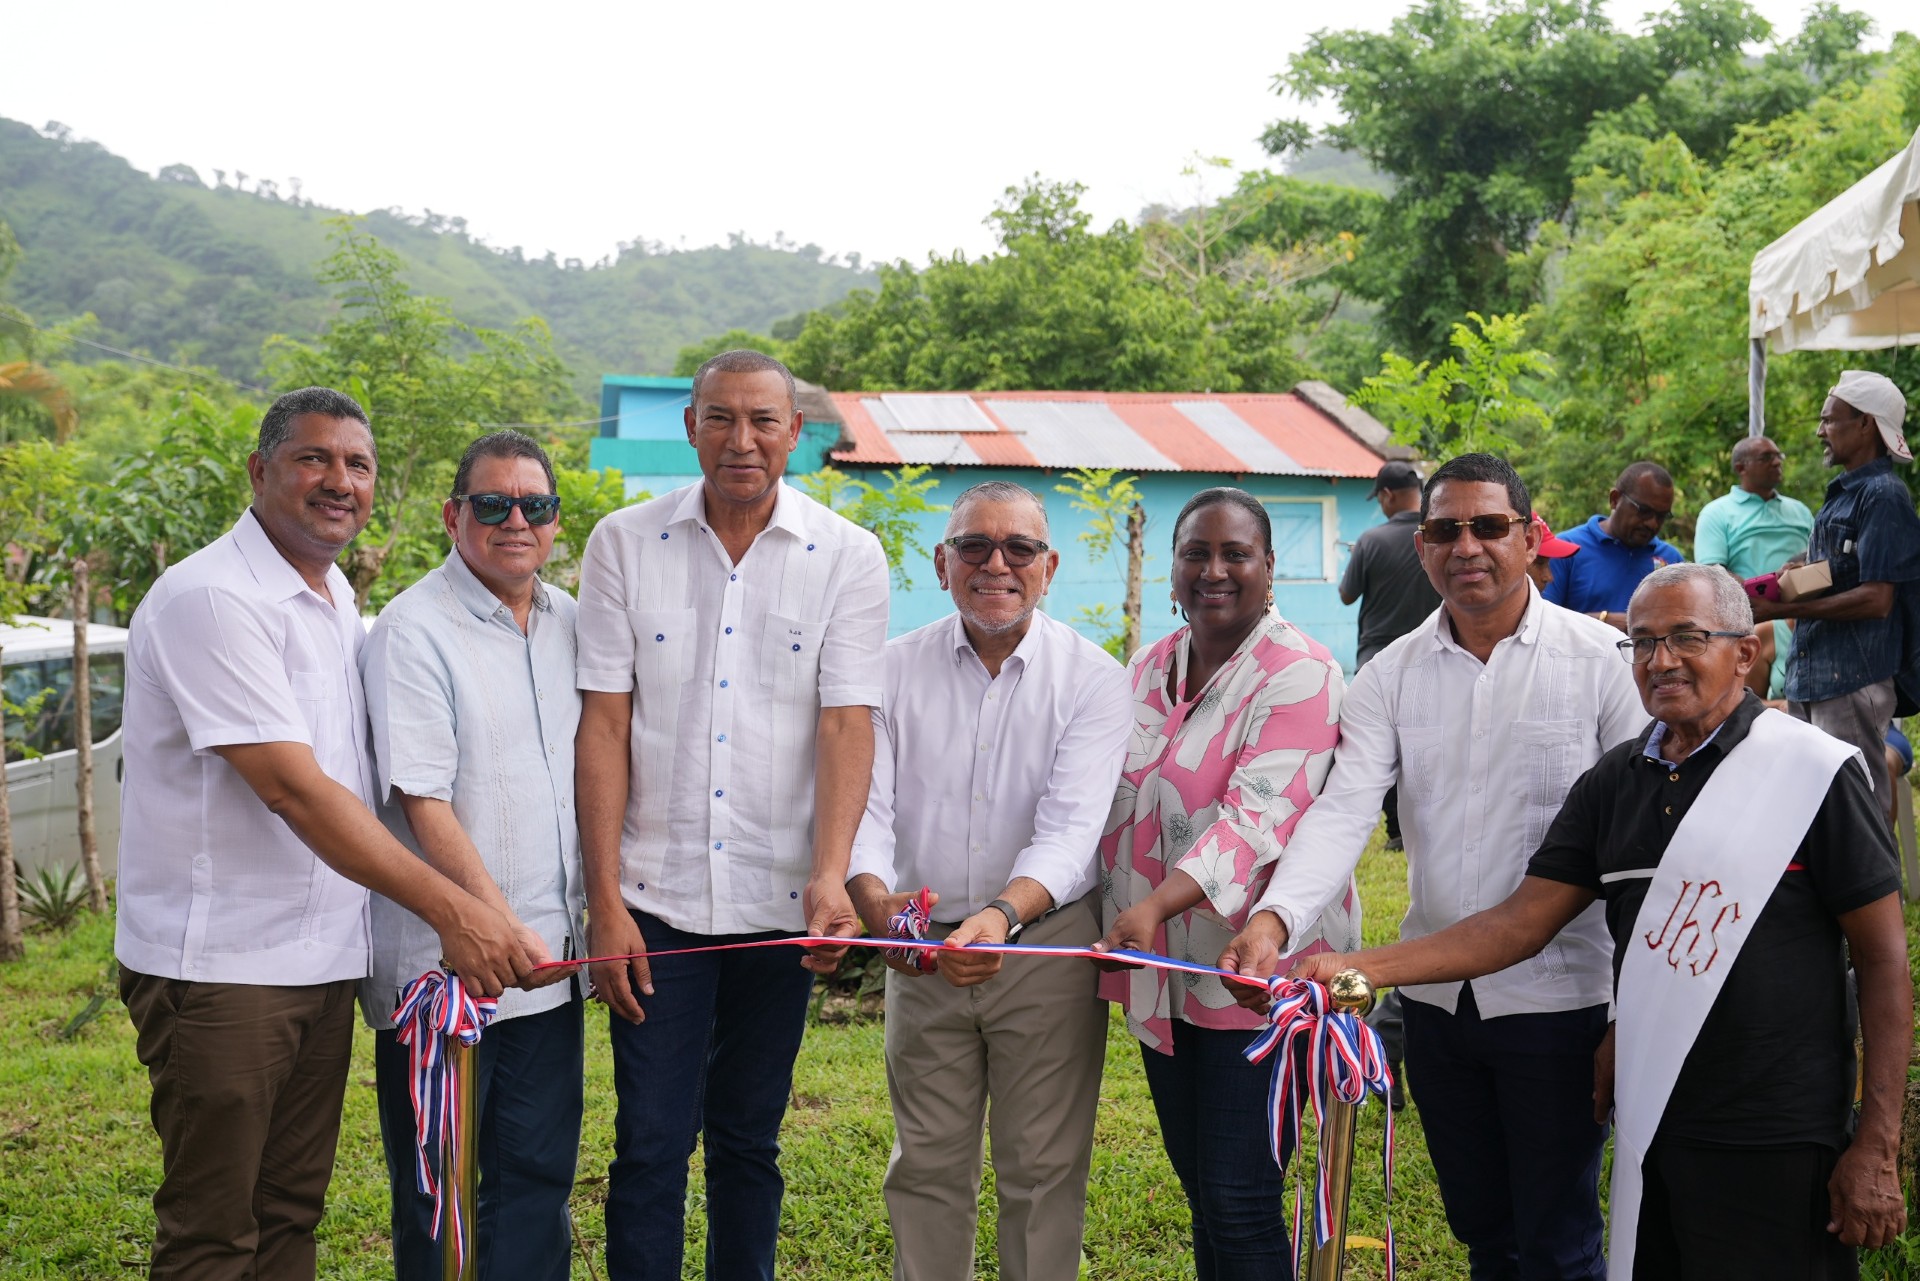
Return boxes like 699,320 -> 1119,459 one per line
4,832 -> 1917,1278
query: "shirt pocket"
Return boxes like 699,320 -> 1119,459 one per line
1511,719 -> 1589,852
759,612 -> 825,698
629,608 -> 695,711
287,669 -> 336,745
1395,724 -> 1446,807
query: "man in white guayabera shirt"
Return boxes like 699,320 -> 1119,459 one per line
359,430 -> 584,1281
574,349 -> 889,1281
115,388 -> 528,1281
1220,453 -> 1646,1281
1291,564 -> 1911,1279
846,481 -> 1132,1281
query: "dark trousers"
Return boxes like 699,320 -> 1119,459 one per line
119,967 -> 357,1281
1401,985 -> 1608,1281
1634,1137 -> 1856,1279
603,910 -> 816,1281
1139,1020 -> 1300,1281
375,993 -> 585,1281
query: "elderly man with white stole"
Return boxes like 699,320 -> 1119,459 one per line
1294,563 -> 1912,1279
847,481 -> 1132,1281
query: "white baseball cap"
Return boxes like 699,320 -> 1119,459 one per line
1830,370 -> 1911,463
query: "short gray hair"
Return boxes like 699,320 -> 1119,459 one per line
944,481 -> 1049,537
258,386 -> 371,457
690,349 -> 797,413
1629,563 -> 1753,632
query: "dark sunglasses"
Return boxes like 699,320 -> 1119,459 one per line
942,535 -> 1051,567
1417,514 -> 1527,543
456,493 -> 562,526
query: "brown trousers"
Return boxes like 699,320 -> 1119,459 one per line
120,967 -> 357,1281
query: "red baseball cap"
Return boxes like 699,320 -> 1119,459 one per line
1532,515 -> 1580,558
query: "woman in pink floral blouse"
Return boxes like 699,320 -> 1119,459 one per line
1091,487 -> 1359,1281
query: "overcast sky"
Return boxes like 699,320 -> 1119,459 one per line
6,0 -> 1913,268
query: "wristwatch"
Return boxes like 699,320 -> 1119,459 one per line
986,898 -> 1025,942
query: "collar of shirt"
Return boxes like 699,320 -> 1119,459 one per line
1387,509 -> 1423,525
1641,704 -> 1738,770
441,547 -> 552,625
946,610 -> 1039,677
1724,486 -> 1780,508
1825,455 -> 1896,500
1425,581 -> 1545,657
667,479 -> 808,543
233,507 -> 349,605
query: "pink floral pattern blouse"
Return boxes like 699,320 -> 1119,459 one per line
1099,611 -> 1357,1054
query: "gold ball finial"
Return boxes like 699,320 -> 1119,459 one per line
1327,968 -> 1375,1015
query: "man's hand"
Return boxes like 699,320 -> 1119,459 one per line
1217,911 -> 1292,1013
432,895 -> 534,998
938,910 -> 1010,988
588,907 -> 652,1025
802,875 -> 860,975
1089,901 -> 1164,973
1286,951 -> 1354,987
514,921 -> 578,991
1828,1141 -> 1906,1248
848,878 -> 941,978
1593,1021 -> 1616,1125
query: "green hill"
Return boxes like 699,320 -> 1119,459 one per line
0,118 -> 873,390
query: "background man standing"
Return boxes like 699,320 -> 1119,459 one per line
1756,370 -> 1920,825
114,388 -> 527,1281
575,350 -> 889,1281
1693,435 -> 1813,581
360,430 -> 584,1281
847,481 -> 1131,1281
1543,461 -> 1684,627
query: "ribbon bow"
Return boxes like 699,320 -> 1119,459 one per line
392,970 -> 497,1273
886,888 -> 938,973
1242,976 -> 1397,1277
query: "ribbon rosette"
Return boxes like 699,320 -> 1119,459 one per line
885,888 -> 938,973
1242,976 -> 1397,1278
393,970 -> 497,1273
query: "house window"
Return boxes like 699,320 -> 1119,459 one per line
1258,497 -> 1336,583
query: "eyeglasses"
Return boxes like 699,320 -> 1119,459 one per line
1417,515 -> 1527,543
1615,630 -> 1748,664
455,493 -> 562,526
942,535 -> 1051,567
1622,494 -> 1671,523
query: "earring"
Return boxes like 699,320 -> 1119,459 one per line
1170,589 -> 1178,616
1266,588 -> 1275,608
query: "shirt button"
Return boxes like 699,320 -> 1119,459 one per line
792,643 -> 801,652
655,633 -> 665,642
1664,805 -> 1673,815
660,532 -> 669,540
806,543 -> 815,551
975,793 -> 984,802
637,881 -> 645,891
719,679 -> 729,688
725,626 -> 733,635
730,573 -> 738,581
715,789 -> 724,798
194,855 -> 209,867
714,841 -> 724,851
979,743 -> 989,752
790,891 -> 800,899
1668,772 -> 1679,782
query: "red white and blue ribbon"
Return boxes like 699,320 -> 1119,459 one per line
1242,976 -> 1396,1278
392,970 -> 497,1274
885,888 -> 938,973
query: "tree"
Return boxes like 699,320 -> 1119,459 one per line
673,328 -> 784,375
1352,312 -> 1553,459
798,465 -> 945,587
70,559 -> 105,913
264,218 -> 582,609
1271,0 -> 1881,357
1054,468 -> 1148,660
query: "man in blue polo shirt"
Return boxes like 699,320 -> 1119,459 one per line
1543,460 -> 1684,627
1694,436 -> 1814,581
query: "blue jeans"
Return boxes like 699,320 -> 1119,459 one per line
375,992 -> 584,1281
603,910 -> 815,1281
1139,1020 -> 1299,1281
1400,985 -> 1608,1281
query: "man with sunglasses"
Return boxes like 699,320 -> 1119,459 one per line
1542,461 -> 1684,628
1219,453 -> 1645,1281
358,430 -> 584,1280
1289,563 -> 1910,1278
845,481 -> 1131,1281
575,350 -> 889,1281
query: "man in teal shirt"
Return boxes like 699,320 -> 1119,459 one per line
1693,436 -> 1814,581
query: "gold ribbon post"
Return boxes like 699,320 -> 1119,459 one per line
441,1031 -> 480,1280
1303,968 -> 1375,1281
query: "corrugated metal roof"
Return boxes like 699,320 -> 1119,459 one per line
829,389 -> 1387,478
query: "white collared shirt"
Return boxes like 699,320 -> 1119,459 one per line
359,550 -> 584,1026
850,611 -> 1133,919
115,509 -> 375,985
575,481 -> 889,934
1251,587 -> 1649,1017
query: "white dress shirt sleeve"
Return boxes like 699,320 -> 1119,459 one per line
1595,653 -> 1651,752
816,537 -> 889,709
574,520 -> 636,694
144,586 -> 312,753
1008,659 -> 1134,908
1247,656 -> 1399,943
848,702 -> 900,890
361,618 -> 458,805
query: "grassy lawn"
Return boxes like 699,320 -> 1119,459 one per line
4,834 -> 1916,1278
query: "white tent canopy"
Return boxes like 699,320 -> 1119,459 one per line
1747,126 -> 1920,434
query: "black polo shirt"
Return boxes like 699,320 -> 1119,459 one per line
1341,510 -> 1441,668
1527,692 -> 1900,1147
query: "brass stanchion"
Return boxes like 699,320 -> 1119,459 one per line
441,1025 -> 480,1280
1303,969 -> 1376,1281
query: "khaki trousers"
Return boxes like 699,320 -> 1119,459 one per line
881,893 -> 1108,1281
120,967 -> 357,1281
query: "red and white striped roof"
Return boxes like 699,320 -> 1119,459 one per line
829,389 -> 1386,478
